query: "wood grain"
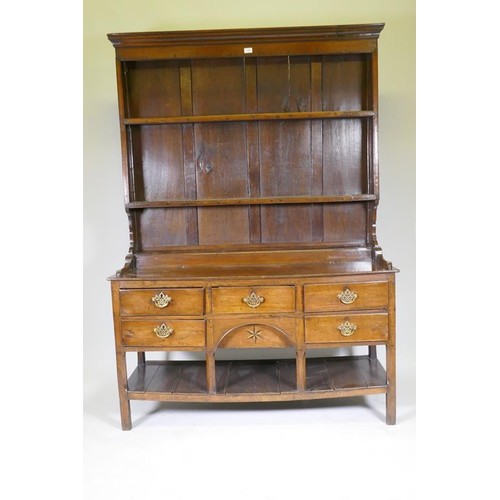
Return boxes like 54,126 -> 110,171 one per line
212,286 -> 295,314
304,281 -> 389,312
213,316 -> 296,349
120,287 -> 204,316
125,356 -> 387,399
123,110 -> 375,124
107,24 -> 397,430
121,319 -> 205,348
305,313 -> 388,344
126,194 -> 376,208
322,54 -> 368,111
125,60 -> 181,118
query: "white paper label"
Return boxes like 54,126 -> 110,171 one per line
244,47 -> 253,54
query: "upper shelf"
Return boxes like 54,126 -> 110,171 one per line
124,110 -> 376,126
126,195 -> 377,209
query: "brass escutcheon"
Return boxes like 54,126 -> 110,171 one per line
152,291 -> 173,308
154,323 -> 174,338
337,288 -> 358,305
242,292 -> 265,308
337,320 -> 357,337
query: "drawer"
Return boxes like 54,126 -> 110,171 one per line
304,281 -> 388,312
213,317 -> 296,348
121,319 -> 205,347
120,288 -> 204,316
305,313 -> 388,344
212,286 -> 295,314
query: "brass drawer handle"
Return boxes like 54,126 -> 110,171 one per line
242,292 -> 265,308
337,288 -> 358,305
154,323 -> 174,338
152,292 -> 173,308
337,320 -> 357,337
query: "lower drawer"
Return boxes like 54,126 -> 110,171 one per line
305,313 -> 388,344
121,319 -> 205,348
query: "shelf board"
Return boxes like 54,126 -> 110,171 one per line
126,194 -> 377,209
124,110 -> 376,126
127,356 -> 387,402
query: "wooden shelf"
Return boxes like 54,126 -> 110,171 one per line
124,110 -> 376,126
127,356 -> 387,402
126,194 -> 377,209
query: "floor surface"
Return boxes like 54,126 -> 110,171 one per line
84,373 -> 415,500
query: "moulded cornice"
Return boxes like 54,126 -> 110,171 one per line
107,23 -> 385,47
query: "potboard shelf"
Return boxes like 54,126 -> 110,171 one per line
127,356 -> 387,402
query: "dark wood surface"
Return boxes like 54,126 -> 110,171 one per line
107,24 -> 397,429
124,110 -> 375,124
114,262 -> 391,280
117,43 -> 381,252
108,24 -> 384,62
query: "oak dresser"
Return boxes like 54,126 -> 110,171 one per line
107,23 -> 398,430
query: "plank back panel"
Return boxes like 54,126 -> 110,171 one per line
323,119 -> 367,195
257,56 -> 314,243
260,205 -> 313,243
194,123 -> 249,198
130,125 -> 185,201
136,208 -> 187,249
125,60 -> 182,118
322,54 -> 368,111
259,120 -> 313,242
256,56 -> 311,113
323,203 -> 367,244
195,121 -> 250,244
191,58 -> 245,115
197,207 -> 250,245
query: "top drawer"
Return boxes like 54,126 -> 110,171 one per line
304,281 -> 388,312
212,286 -> 295,314
120,288 -> 204,316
